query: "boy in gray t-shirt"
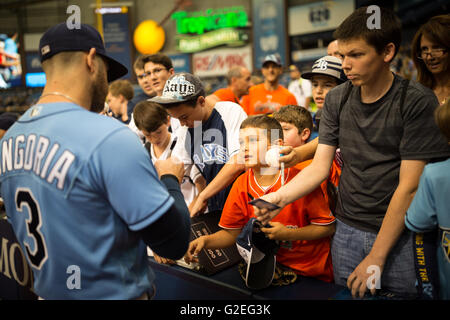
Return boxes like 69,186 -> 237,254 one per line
251,7 -> 450,299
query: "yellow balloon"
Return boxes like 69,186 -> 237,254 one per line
133,20 -> 165,54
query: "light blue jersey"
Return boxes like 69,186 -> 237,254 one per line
405,158 -> 450,300
0,103 -> 174,299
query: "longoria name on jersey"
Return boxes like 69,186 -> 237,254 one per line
0,134 -> 75,190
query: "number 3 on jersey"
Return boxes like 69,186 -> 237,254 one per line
15,188 -> 48,269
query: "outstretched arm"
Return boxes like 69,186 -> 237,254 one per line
184,229 -> 241,264
189,153 -> 245,216
253,143 -> 335,225
279,137 -> 318,168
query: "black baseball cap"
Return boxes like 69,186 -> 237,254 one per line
0,112 -> 18,131
39,23 -> 128,82
236,218 -> 279,290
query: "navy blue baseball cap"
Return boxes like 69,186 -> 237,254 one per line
39,23 -> 128,82
236,218 -> 279,290
0,112 -> 18,131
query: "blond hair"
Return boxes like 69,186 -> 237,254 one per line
108,79 -> 134,101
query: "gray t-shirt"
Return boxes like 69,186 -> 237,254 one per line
319,75 -> 450,233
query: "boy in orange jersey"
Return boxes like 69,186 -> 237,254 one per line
242,54 -> 297,115
272,105 -> 341,212
184,115 -> 335,283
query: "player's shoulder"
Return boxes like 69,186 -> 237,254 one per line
83,111 -> 132,135
69,109 -> 139,150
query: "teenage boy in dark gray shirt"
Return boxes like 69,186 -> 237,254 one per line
252,7 -> 450,299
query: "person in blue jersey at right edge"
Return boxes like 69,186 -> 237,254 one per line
405,98 -> 450,300
0,23 -> 191,300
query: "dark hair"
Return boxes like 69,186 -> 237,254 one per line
133,101 -> 169,132
144,53 -> 173,70
240,114 -> 283,143
133,54 -> 151,70
333,6 -> 402,62
435,98 -> 450,141
272,105 -> 313,133
411,15 -> 450,89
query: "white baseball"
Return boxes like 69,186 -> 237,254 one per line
265,147 -> 281,168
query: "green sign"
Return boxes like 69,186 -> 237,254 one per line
176,28 -> 248,53
171,6 -> 248,35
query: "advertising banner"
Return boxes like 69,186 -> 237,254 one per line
102,9 -> 133,79
192,45 -> 252,77
289,0 -> 355,36
172,6 -> 250,53
252,0 -> 287,69
168,53 -> 191,73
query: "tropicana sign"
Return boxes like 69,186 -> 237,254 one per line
171,6 -> 250,52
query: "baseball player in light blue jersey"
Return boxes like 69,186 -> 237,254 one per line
0,23 -> 191,299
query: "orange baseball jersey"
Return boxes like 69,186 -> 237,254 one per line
242,84 -> 298,115
219,166 -> 335,282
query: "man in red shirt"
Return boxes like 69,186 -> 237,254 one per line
242,54 -> 297,115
